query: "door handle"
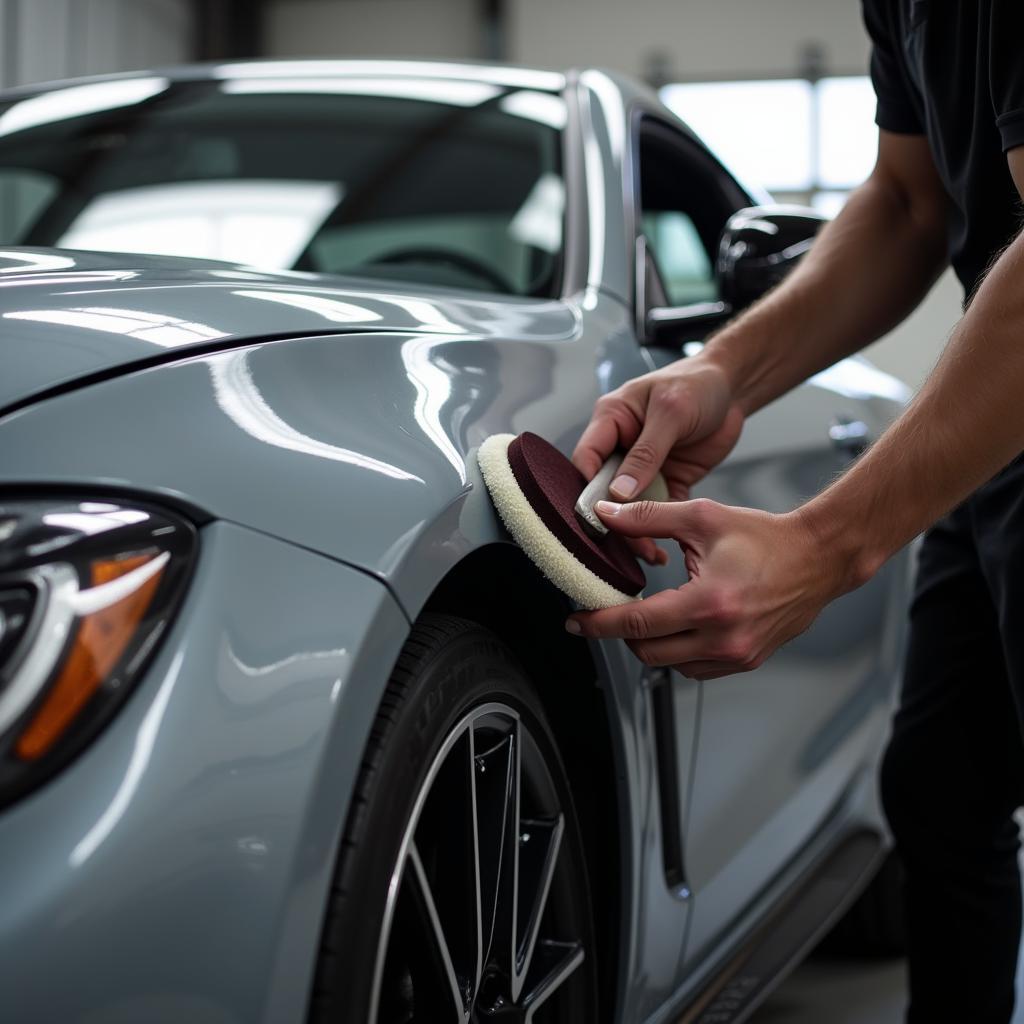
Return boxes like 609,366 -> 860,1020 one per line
829,417 -> 871,457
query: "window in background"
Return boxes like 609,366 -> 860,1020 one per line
661,76 -> 878,215
660,80 -> 814,193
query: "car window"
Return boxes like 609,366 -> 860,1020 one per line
0,169 -> 57,240
640,210 -> 715,305
637,120 -> 742,308
0,79 -> 567,298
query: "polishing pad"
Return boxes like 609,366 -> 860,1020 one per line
477,432 -> 646,609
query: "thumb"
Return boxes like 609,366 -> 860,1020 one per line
595,497 -> 714,542
609,407 -> 677,500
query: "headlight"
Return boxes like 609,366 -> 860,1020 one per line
0,498 -> 195,807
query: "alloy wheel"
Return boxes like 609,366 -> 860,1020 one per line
369,701 -> 588,1022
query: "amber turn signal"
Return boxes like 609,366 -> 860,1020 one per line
15,553 -> 165,760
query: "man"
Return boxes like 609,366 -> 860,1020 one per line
566,3 -> 1024,1020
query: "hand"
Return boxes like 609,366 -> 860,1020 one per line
573,356 -> 744,502
565,498 -> 863,680
572,357 -> 744,565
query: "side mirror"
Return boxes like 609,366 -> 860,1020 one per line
642,204 -> 827,348
716,204 -> 828,312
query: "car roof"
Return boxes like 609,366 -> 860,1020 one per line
0,58 -> 572,102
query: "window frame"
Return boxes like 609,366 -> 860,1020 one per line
628,110 -> 751,345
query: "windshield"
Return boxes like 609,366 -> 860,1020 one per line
0,75 -> 567,297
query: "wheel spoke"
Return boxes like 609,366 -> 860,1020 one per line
512,813 -> 564,999
468,724 -> 484,992
406,841 -> 467,1020
509,717 -> 523,985
522,940 -> 585,1021
472,718 -> 520,968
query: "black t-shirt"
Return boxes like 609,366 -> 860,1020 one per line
862,0 -> 1024,298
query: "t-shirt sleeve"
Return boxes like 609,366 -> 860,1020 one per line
862,0 -> 923,134
990,2 -> 1024,152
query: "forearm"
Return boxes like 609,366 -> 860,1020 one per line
800,229 -> 1024,587
701,159 -> 948,415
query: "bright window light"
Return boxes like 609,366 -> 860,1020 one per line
661,80 -> 814,192
59,180 -> 342,268
661,75 -> 877,204
811,191 -> 851,218
818,77 -> 878,189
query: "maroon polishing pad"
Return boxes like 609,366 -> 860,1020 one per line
507,432 -> 646,595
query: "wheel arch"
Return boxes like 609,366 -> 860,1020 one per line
421,542 -> 626,1022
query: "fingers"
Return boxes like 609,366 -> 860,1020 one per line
672,660 -> 735,680
567,586 -> 702,640
625,629 -> 763,672
626,536 -> 669,565
595,496 -> 715,542
626,634 -> 708,665
572,403 -> 638,481
609,397 -> 681,499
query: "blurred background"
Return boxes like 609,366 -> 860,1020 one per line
0,0 -> 961,392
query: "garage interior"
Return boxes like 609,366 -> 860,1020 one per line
0,0 -> 1020,1021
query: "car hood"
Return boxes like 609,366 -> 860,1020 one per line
0,248 -> 576,412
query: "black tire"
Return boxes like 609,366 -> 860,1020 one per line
819,850 -> 906,958
308,613 -> 600,1022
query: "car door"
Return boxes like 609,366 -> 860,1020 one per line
629,116 -> 907,967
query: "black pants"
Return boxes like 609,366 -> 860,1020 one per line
881,455 -> 1024,1023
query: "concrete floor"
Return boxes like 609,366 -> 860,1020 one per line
751,816 -> 1024,1021
754,952 -> 1024,1023
753,957 -> 907,1024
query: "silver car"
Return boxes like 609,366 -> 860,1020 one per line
0,60 -> 912,1023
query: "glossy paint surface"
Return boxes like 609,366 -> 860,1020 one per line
0,249 -> 578,413
0,520 -> 408,1023
0,61 -> 913,1024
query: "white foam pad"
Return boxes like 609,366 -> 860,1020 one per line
477,434 -> 638,610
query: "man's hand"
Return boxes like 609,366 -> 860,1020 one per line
565,498 -> 861,680
572,357 -> 744,503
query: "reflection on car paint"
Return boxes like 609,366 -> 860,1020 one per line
207,350 -> 424,482
5,306 -> 228,346
0,78 -> 168,137
233,290 -> 383,324
69,650 -> 182,869
809,357 -> 912,403
223,644 -> 350,703
211,59 -> 566,93
401,336 -> 467,482
221,76 -> 503,108
0,251 -> 77,274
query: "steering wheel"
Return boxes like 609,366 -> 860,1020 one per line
364,246 -> 513,293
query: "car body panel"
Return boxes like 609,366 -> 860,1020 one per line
676,372 -> 910,962
0,519 -> 408,1023
0,249 -> 578,413
0,290 -> 633,608
0,289 -> 696,1019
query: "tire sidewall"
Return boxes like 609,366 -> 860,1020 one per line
312,621 -> 596,1021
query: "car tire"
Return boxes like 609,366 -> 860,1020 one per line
308,613 -> 600,1022
819,850 -> 906,958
